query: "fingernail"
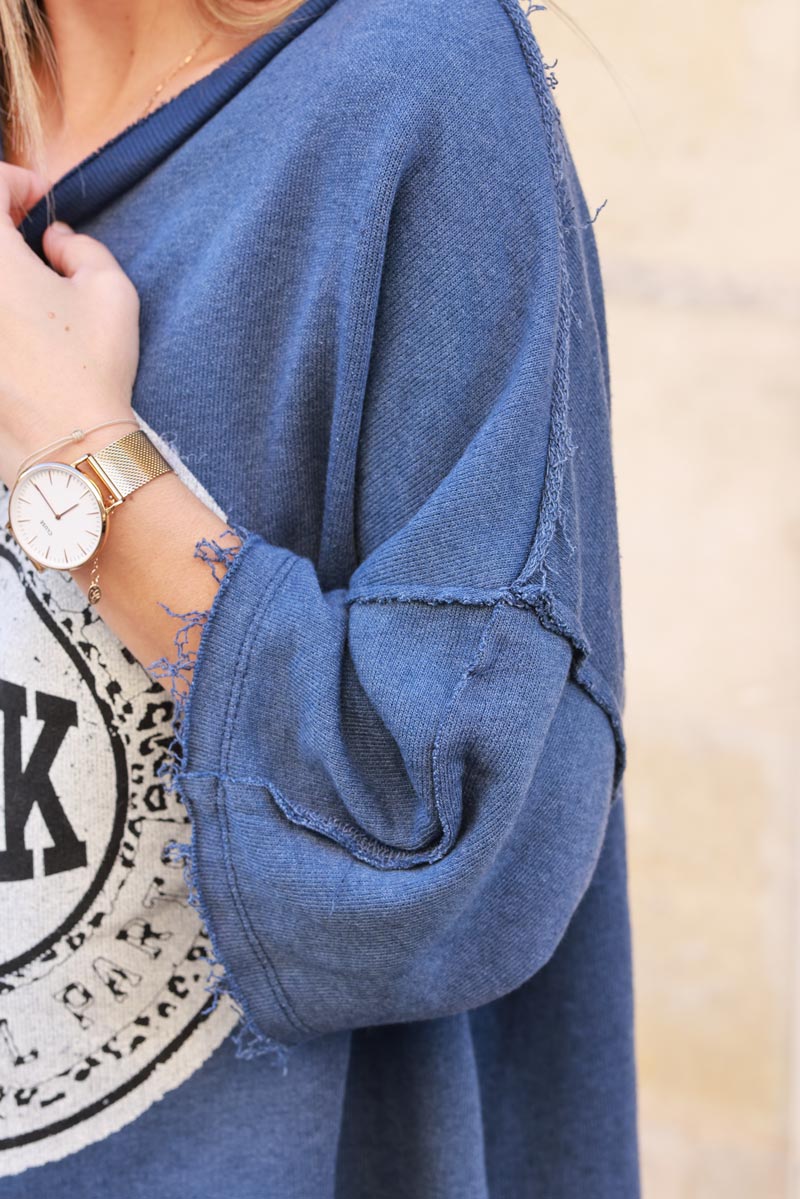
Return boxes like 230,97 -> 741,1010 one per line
49,220 -> 72,233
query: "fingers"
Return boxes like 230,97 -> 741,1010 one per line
0,168 -> 138,319
41,221 -> 140,322
1,165 -> 127,285
0,163 -> 50,228
42,220 -> 126,280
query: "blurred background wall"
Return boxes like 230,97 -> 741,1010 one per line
531,3 -> 798,1196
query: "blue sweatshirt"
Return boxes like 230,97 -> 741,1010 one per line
0,0 -> 639,1194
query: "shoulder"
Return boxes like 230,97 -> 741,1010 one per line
271,0 -> 571,319
318,0 -> 534,72
298,0 -> 551,139
282,0 -> 561,220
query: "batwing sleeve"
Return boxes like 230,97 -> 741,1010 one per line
169,14 -> 626,1049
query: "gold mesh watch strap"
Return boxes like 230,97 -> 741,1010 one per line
89,428 -> 172,501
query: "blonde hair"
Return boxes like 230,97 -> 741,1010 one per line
0,1 -> 306,174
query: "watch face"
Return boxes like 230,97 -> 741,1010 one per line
9,463 -> 105,571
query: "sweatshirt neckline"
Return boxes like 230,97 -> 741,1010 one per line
7,0 -> 338,257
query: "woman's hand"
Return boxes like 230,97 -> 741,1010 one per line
0,163 -> 233,683
0,163 -> 140,488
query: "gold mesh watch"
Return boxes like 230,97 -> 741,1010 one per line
7,428 -> 173,603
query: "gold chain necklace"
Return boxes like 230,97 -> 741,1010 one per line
138,29 -> 216,122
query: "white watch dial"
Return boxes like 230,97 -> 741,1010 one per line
9,463 -> 105,571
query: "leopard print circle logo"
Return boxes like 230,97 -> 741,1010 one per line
0,447 -> 238,1178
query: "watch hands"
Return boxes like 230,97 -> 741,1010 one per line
32,483 -> 59,518
55,502 -> 80,520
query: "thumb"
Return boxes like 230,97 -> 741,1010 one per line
42,220 -> 124,279
0,163 -> 49,228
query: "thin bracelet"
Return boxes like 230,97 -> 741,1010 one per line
15,417 -> 141,479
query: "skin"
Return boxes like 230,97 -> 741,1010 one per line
0,2 -> 270,684
7,1 -> 262,181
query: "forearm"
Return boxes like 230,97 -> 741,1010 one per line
65,427 -> 234,683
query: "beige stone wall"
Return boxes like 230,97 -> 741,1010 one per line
530,3 -> 799,1195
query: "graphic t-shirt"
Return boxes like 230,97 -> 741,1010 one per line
0,424 -> 238,1175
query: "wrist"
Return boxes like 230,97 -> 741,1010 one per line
57,421 -> 140,467
9,411 -> 138,480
